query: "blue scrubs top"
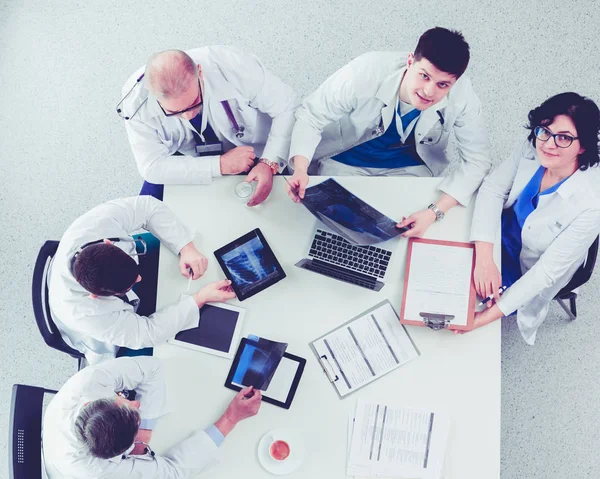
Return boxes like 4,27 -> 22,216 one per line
331,105 -> 422,168
501,166 -> 570,287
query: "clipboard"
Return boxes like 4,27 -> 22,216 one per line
310,300 -> 420,398
400,238 -> 476,331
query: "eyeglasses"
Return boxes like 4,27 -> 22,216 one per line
534,126 -> 579,148
157,79 -> 203,117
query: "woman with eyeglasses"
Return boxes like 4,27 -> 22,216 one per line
467,92 -> 600,344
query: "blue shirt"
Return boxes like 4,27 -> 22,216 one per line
331,104 -> 422,168
501,166 -> 570,286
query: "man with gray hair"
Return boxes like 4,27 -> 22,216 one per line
43,356 -> 262,478
118,46 -> 299,206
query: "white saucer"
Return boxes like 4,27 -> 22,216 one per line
257,428 -> 305,475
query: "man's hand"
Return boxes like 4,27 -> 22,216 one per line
286,156 -> 310,203
130,429 -> 152,455
220,146 -> 256,175
245,162 -> 274,207
179,242 -> 208,279
214,386 -> 262,437
396,209 -> 437,238
193,279 -> 236,307
473,243 -> 502,307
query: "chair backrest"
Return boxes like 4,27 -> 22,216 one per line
32,240 -> 84,359
556,236 -> 600,297
9,384 -> 57,479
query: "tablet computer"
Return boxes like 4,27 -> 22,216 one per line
225,337 -> 306,409
214,228 -> 286,301
167,303 -> 245,359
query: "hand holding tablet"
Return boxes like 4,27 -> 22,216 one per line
214,229 -> 286,301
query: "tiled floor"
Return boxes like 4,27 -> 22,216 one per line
1,1 -> 599,477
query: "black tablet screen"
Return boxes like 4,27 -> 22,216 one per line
174,304 -> 239,353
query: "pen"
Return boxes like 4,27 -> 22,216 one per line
283,176 -> 302,202
186,267 -> 193,293
478,286 -> 507,306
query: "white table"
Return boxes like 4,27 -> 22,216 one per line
152,176 -> 500,479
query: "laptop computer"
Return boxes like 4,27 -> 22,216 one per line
295,226 -> 393,292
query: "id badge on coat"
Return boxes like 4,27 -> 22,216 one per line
195,142 -> 224,156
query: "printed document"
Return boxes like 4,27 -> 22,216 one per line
312,301 -> 419,397
347,400 -> 450,479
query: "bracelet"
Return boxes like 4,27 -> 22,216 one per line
427,203 -> 444,221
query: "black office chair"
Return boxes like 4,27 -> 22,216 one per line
9,384 -> 57,479
32,240 -> 85,368
554,236 -> 599,320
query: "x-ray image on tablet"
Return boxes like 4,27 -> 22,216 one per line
225,337 -> 307,409
168,303 -> 245,359
215,229 -> 286,301
231,335 -> 288,390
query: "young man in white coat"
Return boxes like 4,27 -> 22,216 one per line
119,46 -> 300,206
42,356 -> 262,478
48,196 -> 235,365
286,27 -> 491,237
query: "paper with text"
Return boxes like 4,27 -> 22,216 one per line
403,241 -> 474,326
347,400 -> 450,479
312,302 -> 419,397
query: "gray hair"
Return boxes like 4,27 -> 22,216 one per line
74,397 -> 140,459
145,49 -> 198,100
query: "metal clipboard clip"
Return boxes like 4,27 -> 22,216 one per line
419,312 -> 455,331
318,354 -> 339,382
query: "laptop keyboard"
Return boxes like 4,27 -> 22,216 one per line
301,259 -> 379,290
308,229 -> 392,279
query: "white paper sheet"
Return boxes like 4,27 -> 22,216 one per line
347,400 -> 450,479
403,242 -> 473,326
312,302 -> 419,397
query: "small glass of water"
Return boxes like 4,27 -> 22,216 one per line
235,180 -> 255,202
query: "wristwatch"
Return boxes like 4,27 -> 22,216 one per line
428,203 -> 444,221
258,157 -> 279,175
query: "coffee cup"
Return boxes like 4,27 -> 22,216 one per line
268,438 -> 291,461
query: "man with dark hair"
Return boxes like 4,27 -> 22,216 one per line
48,196 -> 235,364
286,27 -> 491,238
43,357 -> 262,477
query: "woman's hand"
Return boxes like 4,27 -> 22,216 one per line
473,242 -> 502,306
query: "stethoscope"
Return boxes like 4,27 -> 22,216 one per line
116,74 -> 246,138
121,441 -> 156,461
419,110 -> 445,145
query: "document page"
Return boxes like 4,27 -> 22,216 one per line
403,241 -> 474,327
348,400 -> 450,479
312,302 -> 419,397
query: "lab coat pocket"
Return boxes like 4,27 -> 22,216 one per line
419,122 -> 446,146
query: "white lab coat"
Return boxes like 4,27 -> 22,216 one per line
121,45 -> 300,184
288,51 -> 491,206
471,140 -> 600,344
43,357 -> 220,479
48,196 -> 200,364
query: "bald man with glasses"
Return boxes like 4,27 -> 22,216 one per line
118,46 -> 299,206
